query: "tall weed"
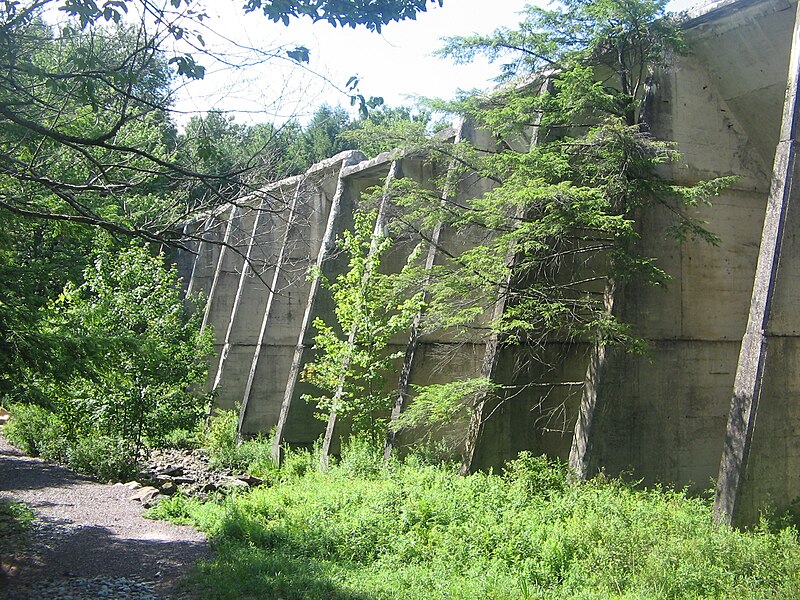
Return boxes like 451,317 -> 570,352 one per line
204,409 -> 278,477
151,443 -> 800,599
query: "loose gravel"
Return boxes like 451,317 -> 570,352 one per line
0,433 -> 212,599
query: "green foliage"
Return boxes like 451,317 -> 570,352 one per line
66,434 -> 139,482
244,0 -> 443,33
0,2 -> 434,249
161,427 -> 202,450
5,242 -> 212,479
301,209 -> 423,439
437,0 -> 683,125
290,105 -> 357,167
3,403 -> 69,459
4,403 -> 137,480
386,120 -> 732,351
37,243 -> 212,450
177,113 -> 308,202
0,12 -> 184,231
503,451 -> 567,498
204,409 -> 278,478
0,499 -> 34,533
204,408 -> 243,471
177,104 -> 436,193
323,0 -> 734,440
0,498 -> 34,559
392,378 -> 495,436
342,106 -> 436,158
152,449 -> 800,599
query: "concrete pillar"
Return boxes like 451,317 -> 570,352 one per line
714,2 -> 800,526
461,82 -> 550,475
184,214 -> 215,298
271,156 -> 362,463
568,281 -> 620,479
319,161 -> 399,467
211,202 -> 265,394
385,122 -> 466,459
238,179 -> 306,434
200,206 -> 237,334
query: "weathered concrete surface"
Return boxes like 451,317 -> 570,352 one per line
713,0 -> 800,525
175,0 -> 800,524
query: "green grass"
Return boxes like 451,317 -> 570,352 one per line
0,498 -> 34,559
148,440 -> 800,600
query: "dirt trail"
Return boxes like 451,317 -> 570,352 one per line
0,433 -> 211,599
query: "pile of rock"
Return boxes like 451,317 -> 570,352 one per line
118,448 -> 263,507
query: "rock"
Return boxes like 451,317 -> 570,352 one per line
160,465 -> 184,477
239,474 -> 264,487
0,407 -> 10,424
129,486 -> 159,504
173,475 -> 196,484
219,476 -> 250,490
121,481 -> 142,490
159,481 -> 177,495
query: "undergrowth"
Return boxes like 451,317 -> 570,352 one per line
0,498 -> 34,562
2,404 -> 276,482
149,437 -> 800,600
3,402 -> 139,481
204,408 -> 278,478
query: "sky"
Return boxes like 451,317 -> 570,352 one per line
172,0 -> 705,127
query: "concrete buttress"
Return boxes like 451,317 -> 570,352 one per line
714,0 -> 800,526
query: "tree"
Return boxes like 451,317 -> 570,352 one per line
0,0 -> 440,412
244,0 -> 442,31
310,0 -> 733,450
300,208 -> 422,442
0,0 -> 444,247
290,104 -> 357,167
343,105 -> 437,158
176,112 -> 304,204
33,243 -> 211,448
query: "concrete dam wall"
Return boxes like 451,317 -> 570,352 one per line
177,0 -> 800,525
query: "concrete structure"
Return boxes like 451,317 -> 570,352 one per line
177,0 -> 800,525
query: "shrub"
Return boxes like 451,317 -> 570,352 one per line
66,434 -> 138,482
4,402 -> 141,480
158,427 -> 202,450
36,243 -> 212,453
503,451 -> 567,497
335,434 -> 388,478
3,403 -> 68,460
204,409 -> 241,471
204,409 -> 278,477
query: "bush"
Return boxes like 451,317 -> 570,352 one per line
35,243 -> 212,453
5,403 -> 139,480
158,427 -> 202,450
503,451 -> 567,497
3,403 -> 68,460
335,434 -> 388,478
67,434 -> 138,482
204,409 -> 278,477
204,409 -> 241,471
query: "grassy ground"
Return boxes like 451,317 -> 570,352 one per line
148,439 -> 800,600
0,497 -> 34,577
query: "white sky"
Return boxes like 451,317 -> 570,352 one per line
171,0 -> 704,126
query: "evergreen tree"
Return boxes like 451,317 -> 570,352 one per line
304,0 -> 734,448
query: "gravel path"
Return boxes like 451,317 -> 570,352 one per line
0,433 -> 212,599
